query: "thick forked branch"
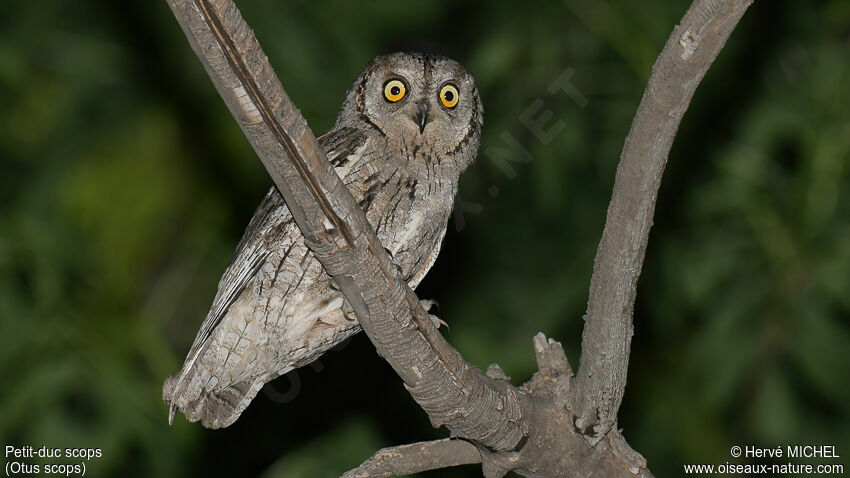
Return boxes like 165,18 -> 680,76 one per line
165,0 -> 751,475
166,0 -> 525,454
341,439 -> 481,478
574,0 -> 753,442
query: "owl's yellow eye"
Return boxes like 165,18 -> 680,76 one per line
440,84 -> 459,108
384,79 -> 406,102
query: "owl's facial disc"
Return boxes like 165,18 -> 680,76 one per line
356,53 -> 482,161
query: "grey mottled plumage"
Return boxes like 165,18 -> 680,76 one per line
163,53 -> 483,428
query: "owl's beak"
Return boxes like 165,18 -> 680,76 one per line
414,100 -> 431,134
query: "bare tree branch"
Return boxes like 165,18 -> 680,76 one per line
164,0 -> 752,475
165,0 -> 524,453
573,0 -> 753,443
341,439 -> 481,478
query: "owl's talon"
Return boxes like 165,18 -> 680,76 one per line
429,314 -> 449,331
419,299 -> 439,312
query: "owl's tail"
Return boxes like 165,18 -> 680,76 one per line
162,368 -> 275,429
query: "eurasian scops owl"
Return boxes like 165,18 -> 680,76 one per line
164,52 -> 483,428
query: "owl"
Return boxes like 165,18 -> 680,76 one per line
163,52 -> 483,428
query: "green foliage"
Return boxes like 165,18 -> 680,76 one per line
1,1 -> 847,477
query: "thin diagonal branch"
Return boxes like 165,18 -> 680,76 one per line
165,0 -> 525,453
341,439 -> 481,478
573,0 -> 753,443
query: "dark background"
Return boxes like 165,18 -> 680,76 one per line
2,1 -> 849,476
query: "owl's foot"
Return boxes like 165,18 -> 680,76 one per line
419,299 -> 438,312
430,316 -> 449,330
419,299 -> 449,331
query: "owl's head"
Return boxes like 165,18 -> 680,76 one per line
339,52 -> 483,170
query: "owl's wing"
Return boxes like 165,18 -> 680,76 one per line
187,126 -> 368,359
163,126 -> 368,428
